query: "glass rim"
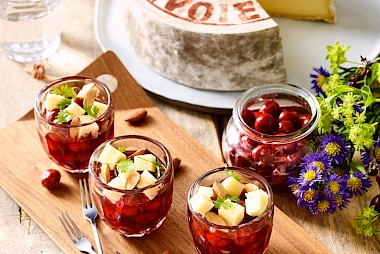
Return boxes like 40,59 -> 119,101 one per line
187,166 -> 274,229
89,134 -> 173,193
33,75 -> 113,128
233,83 -> 320,143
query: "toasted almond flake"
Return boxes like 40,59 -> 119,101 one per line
83,84 -> 98,107
129,148 -> 147,159
205,212 -> 227,226
125,172 -> 141,190
69,117 -> 80,139
100,163 -> 110,184
212,181 -> 228,198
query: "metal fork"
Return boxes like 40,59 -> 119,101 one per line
58,212 -> 97,254
79,178 -> 103,254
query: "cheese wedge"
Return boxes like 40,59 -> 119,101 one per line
189,192 -> 214,216
134,154 -> 156,172
136,170 -> 157,189
221,176 -> 245,197
245,189 -> 269,217
218,202 -> 245,226
77,115 -> 99,139
45,93 -> 65,111
98,143 -> 126,170
65,101 -> 85,119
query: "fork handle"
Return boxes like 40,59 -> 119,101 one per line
91,221 -> 103,254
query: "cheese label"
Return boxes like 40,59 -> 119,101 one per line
147,0 -> 270,25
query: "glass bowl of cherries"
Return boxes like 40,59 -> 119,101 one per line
222,83 -> 320,190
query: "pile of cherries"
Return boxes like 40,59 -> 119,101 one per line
241,99 -> 310,135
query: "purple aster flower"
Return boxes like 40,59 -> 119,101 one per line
310,66 -> 329,96
344,171 -> 372,196
353,104 -> 363,114
361,140 -> 380,173
334,192 -> 350,210
300,151 -> 332,173
311,193 -> 338,215
323,172 -> 344,195
296,187 -> 319,210
318,134 -> 350,165
298,166 -> 323,187
288,174 -> 300,196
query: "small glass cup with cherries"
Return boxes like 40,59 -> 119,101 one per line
88,135 -> 174,237
188,166 -> 274,254
34,76 -> 114,173
222,83 -> 320,190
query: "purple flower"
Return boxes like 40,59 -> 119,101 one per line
319,134 -> 350,165
361,140 -> 380,173
334,192 -> 350,210
323,173 -> 344,195
300,151 -> 332,173
298,166 -> 323,187
344,171 -> 372,196
296,187 -> 319,210
310,66 -> 330,96
311,193 -> 337,215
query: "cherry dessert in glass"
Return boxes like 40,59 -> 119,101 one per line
89,135 -> 174,237
34,76 -> 114,173
222,83 -> 320,190
188,166 -> 274,254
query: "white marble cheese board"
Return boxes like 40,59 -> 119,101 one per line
94,0 -> 380,113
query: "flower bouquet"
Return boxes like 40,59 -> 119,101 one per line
288,42 -> 380,237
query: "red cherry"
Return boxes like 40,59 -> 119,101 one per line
278,120 -> 295,134
250,144 -> 272,161
259,100 -> 280,117
241,108 -> 255,126
41,169 -> 61,190
254,113 -> 277,134
299,114 -> 311,128
72,97 -> 84,107
278,110 -> 299,128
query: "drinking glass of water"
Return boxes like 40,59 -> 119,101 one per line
0,0 -> 63,63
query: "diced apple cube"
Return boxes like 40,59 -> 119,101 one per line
189,192 -> 214,215
103,176 -> 126,203
98,143 -> 126,170
77,83 -> 100,98
134,154 -> 156,172
46,93 -> 65,110
218,202 -> 245,226
143,183 -> 163,200
77,115 -> 99,139
197,186 -> 214,198
221,176 -> 244,196
205,212 -> 227,226
245,183 -> 259,193
136,170 -> 157,188
92,101 -> 108,117
245,189 -> 269,217
66,101 -> 86,119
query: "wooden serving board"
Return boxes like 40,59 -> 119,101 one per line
0,52 -> 329,254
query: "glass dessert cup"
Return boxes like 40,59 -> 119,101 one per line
34,76 -> 114,173
89,135 -> 174,237
222,83 -> 320,190
188,167 -> 274,254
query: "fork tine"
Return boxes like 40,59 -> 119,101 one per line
58,213 -> 75,242
84,178 -> 92,207
64,212 -> 84,240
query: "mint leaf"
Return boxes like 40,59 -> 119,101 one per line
213,197 -> 233,209
225,194 -> 240,202
56,110 -> 71,124
83,105 -> 99,118
116,158 -> 135,174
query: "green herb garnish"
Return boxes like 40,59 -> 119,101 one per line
117,146 -> 126,153
57,98 -> 72,109
213,197 -> 233,209
83,105 -> 99,118
225,168 -> 242,183
138,156 -> 164,179
225,194 -> 240,202
51,85 -> 76,98
116,158 -> 135,174
56,110 -> 71,124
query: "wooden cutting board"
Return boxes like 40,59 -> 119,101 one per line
0,52 -> 329,254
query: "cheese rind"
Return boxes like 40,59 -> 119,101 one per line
124,0 -> 286,91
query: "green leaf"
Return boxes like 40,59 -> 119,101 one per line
117,146 -> 126,153
51,85 -> 76,98
57,98 -> 72,109
56,110 -> 71,124
333,85 -> 361,95
213,197 -> 233,209
83,105 -> 100,118
361,85 -> 376,108
326,42 -> 350,73
225,168 -> 241,183
116,158 -> 135,174
225,194 -> 240,202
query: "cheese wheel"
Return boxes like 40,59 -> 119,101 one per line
124,0 -> 287,91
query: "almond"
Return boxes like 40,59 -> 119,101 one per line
69,117 -> 80,138
83,84 -> 98,107
212,181 -> 228,198
205,212 -> 227,226
129,148 -> 147,159
101,163 -> 110,184
125,172 -> 141,190
124,108 -> 147,123
173,157 -> 181,171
